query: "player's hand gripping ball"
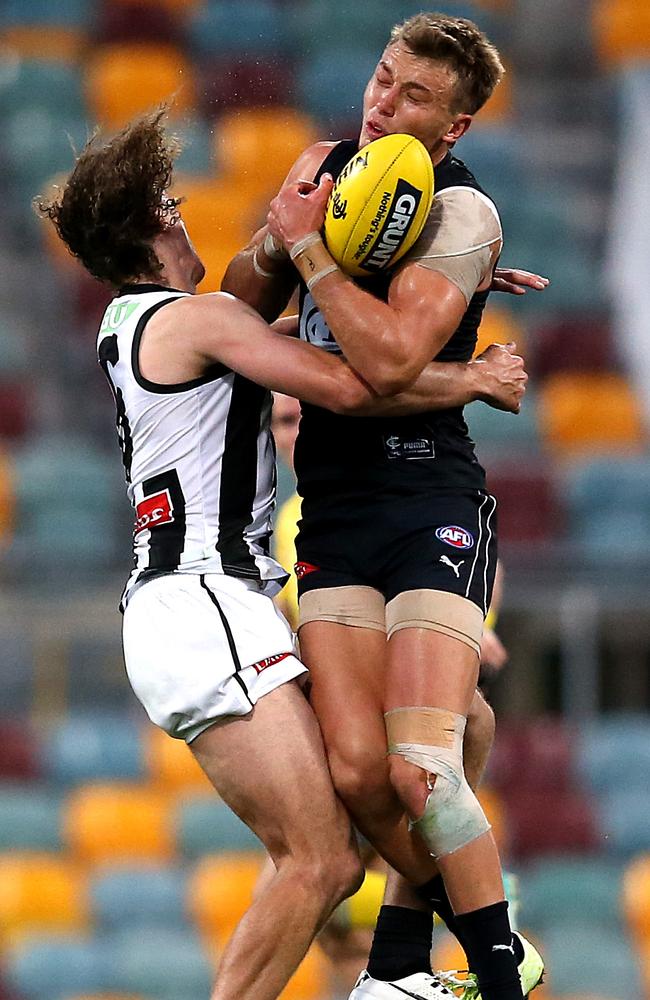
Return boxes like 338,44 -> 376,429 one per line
323,133 -> 434,278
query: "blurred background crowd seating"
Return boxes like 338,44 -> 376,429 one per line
0,0 -> 649,998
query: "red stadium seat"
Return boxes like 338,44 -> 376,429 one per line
487,717 -> 574,795
505,789 -> 600,860
0,720 -> 41,781
94,2 -> 183,45
486,462 -> 563,546
197,59 -> 296,116
531,315 -> 617,381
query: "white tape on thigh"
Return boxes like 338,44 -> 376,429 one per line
386,707 -> 491,858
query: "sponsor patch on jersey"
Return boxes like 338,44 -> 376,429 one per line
135,489 -> 174,535
294,561 -> 320,580
384,434 -> 435,460
435,525 -> 474,550
249,651 -> 293,675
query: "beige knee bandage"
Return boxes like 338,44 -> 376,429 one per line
385,706 -> 491,858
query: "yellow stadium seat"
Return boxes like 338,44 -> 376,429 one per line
144,725 -> 212,793
279,945 -> 330,1000
477,785 -> 508,854
622,854 -> 650,943
538,372 -> 646,455
85,43 -> 195,129
0,26 -> 86,62
594,0 -> 650,65
474,304 -> 525,357
0,852 -> 89,945
188,852 -> 265,943
215,108 -> 319,197
473,59 -> 513,125
64,784 -> 174,864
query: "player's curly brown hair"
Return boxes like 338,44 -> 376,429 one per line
35,108 -> 182,287
390,12 -> 504,115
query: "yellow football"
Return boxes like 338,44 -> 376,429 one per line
323,133 -> 434,278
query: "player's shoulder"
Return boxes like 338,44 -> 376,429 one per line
284,141 -> 339,184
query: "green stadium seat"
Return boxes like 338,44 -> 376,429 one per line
0,785 -> 63,850
42,713 -> 145,786
5,935 -> 113,1000
187,1 -> 287,59
110,926 -> 213,1000
0,58 -> 85,119
521,856 -> 624,932
174,795 -> 261,858
542,921 -> 642,997
90,864 -> 189,931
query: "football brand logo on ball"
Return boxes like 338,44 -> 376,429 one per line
436,525 -> 475,550
324,133 -> 434,278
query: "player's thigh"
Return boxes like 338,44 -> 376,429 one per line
298,617 -> 389,799
190,680 -> 352,863
386,627 -> 479,717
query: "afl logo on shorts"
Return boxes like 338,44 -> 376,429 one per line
435,525 -> 474,550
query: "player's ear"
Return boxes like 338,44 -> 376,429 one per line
444,114 -> 472,143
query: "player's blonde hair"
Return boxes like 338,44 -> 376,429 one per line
390,12 -> 504,115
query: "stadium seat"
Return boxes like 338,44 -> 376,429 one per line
465,390 -> 540,456
485,462 -> 563,547
564,457 -> 650,564
90,864 -> 189,931
1,0 -> 91,28
0,786 -> 63,851
530,315 -> 617,381
188,852 -> 265,940
598,789 -> 650,857
0,380 -> 31,441
473,302 -> 526,356
10,434 -> 124,573
110,926 -> 213,1000
175,796 -> 262,858
622,854 -> 650,943
541,921 -> 643,997
0,25 -> 86,62
186,2 -> 288,59
505,789 -> 599,859
0,720 -> 41,781
574,712 -> 650,795
5,934 -> 113,1000
296,47 -> 380,128
215,107 -> 319,195
0,58 -> 85,120
0,311 -> 31,376
171,117 -> 215,176
538,372 -> 646,455
84,42 -> 196,129
95,2 -> 183,46
42,713 -> 145,786
197,57 -> 296,115
279,946 -> 329,1000
0,854 -> 89,944
64,783 -> 175,864
520,856 -> 624,932
594,0 -> 650,66
144,724 -> 212,792
487,717 -> 574,795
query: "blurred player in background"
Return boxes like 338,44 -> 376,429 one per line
37,109 -> 529,1000
224,12 -> 547,1000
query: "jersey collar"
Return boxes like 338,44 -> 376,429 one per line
116,282 -> 187,297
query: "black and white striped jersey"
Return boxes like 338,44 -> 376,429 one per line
96,283 -> 287,606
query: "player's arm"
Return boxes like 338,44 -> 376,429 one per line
268,177 -> 501,395
220,143 -> 334,322
145,294 -> 523,416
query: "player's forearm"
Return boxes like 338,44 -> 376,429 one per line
221,235 -> 297,323
342,361 -> 478,416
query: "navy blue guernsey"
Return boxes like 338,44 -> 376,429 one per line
294,139 -> 495,506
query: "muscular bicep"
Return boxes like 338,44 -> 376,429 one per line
387,262 -> 469,370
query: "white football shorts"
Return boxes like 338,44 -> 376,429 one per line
122,572 -> 306,743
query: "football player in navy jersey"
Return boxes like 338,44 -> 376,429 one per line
223,13 -> 546,1000
37,106 -> 531,1000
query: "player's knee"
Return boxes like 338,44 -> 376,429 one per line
467,690 -> 495,754
327,736 -> 389,815
293,844 -> 363,907
388,753 -> 431,820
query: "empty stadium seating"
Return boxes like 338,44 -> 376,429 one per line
64,783 -> 175,864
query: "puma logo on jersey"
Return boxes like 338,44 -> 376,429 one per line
439,555 -> 464,578
492,942 -> 516,955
